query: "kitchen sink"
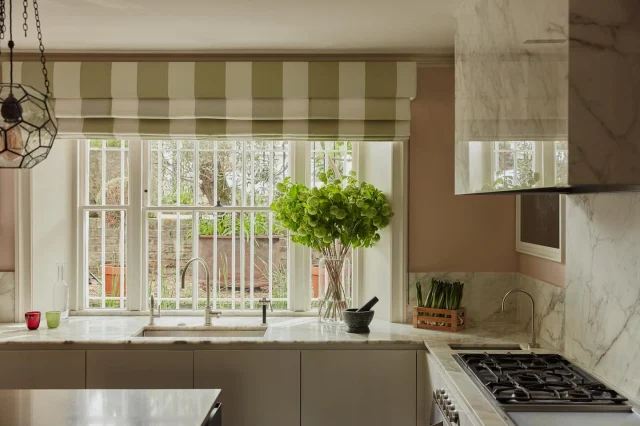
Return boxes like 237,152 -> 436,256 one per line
134,326 -> 267,338
448,343 -> 523,350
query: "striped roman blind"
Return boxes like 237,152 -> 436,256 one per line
3,61 -> 417,141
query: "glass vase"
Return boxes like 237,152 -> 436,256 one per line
53,263 -> 69,320
317,256 -> 351,323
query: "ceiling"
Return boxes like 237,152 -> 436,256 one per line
9,0 -> 463,54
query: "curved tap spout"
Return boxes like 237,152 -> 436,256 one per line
181,257 -> 218,326
501,288 -> 539,349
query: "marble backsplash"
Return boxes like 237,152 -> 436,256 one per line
408,273 -> 519,325
516,274 -> 565,350
0,272 -> 15,323
408,272 -> 565,348
565,193 -> 640,400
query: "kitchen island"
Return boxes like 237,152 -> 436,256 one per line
0,389 -> 221,426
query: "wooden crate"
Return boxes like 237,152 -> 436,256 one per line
412,307 -> 466,332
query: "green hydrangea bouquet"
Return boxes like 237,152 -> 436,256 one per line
271,170 -> 393,322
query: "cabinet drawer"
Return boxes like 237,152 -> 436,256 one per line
301,350 -> 417,426
0,350 -> 85,389
86,350 -> 193,389
195,350 -> 300,426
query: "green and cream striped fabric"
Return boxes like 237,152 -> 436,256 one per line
3,61 -> 416,141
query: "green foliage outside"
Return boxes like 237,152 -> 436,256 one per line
482,151 -> 540,191
196,213 -> 285,237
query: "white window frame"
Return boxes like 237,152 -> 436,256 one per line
553,141 -> 569,185
491,141 -> 543,187
76,140 -> 362,313
490,140 -> 570,188
78,140 -> 140,310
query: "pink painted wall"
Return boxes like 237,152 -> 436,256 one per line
518,253 -> 565,287
408,67 -> 518,272
0,170 -> 15,272
407,67 -> 566,285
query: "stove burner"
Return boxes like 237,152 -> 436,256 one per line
457,353 -> 628,406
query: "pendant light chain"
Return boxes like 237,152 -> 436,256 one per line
21,0 -> 26,37
8,0 -> 13,88
32,0 -> 49,97
0,0 -> 6,41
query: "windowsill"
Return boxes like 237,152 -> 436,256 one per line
71,310 -> 318,317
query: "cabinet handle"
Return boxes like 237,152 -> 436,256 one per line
207,402 -> 222,426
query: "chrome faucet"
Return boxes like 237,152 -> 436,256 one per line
181,257 -> 221,326
149,294 -> 161,326
501,288 -> 539,349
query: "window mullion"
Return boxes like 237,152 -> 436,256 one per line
119,142 -> 125,308
213,146 -> 218,205
249,148 -> 255,309
192,141 -> 200,311
100,210 -> 106,309
289,141 -> 310,312
268,142 -> 274,302
175,145 -> 182,310
240,143 -> 247,310
156,147 -> 163,307
127,140 -> 142,311
100,140 -> 106,309
231,212 -> 236,310
213,212 -> 218,310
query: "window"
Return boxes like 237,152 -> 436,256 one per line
81,140 -> 129,309
80,140 -> 360,312
492,141 -> 537,188
146,141 -> 289,311
490,140 -> 569,189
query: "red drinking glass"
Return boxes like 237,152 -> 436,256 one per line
25,311 -> 41,330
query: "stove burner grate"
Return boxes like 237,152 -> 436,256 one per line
458,352 -> 628,405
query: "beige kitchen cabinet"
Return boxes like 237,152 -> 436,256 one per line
86,350 -> 193,389
194,350 -> 300,426
0,350 -> 85,389
301,350 -> 418,426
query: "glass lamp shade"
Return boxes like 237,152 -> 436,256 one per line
0,83 -> 57,168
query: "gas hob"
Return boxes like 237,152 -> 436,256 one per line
454,352 -> 630,412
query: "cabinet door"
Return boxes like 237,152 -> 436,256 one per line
86,350 -> 193,389
0,350 -> 85,389
194,350 -> 300,426
301,350 -> 417,426
417,350 -> 430,425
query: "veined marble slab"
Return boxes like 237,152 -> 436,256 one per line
569,0 -> 640,185
0,316 -> 427,347
566,193 -> 640,400
0,272 -> 15,323
517,274 -> 566,350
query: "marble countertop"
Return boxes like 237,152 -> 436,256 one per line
0,316 -> 428,347
0,389 -> 220,426
0,316 -> 632,426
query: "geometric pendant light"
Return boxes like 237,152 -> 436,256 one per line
0,0 -> 57,168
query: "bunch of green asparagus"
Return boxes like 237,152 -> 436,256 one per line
416,278 -> 464,310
